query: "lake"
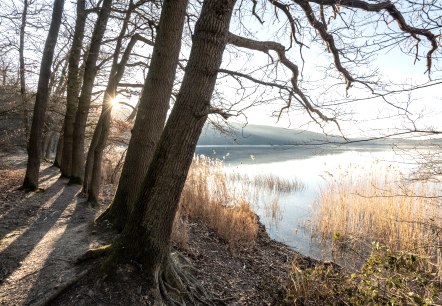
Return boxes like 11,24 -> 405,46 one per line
195,144 -> 423,261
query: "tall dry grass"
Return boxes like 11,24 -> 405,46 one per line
177,155 -> 259,250
175,155 -> 304,250
312,162 -> 441,273
228,172 -> 304,193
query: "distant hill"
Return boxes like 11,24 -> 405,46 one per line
197,123 -> 427,147
197,123 -> 345,146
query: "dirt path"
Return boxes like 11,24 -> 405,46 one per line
0,162 -> 98,306
0,154 -> 311,305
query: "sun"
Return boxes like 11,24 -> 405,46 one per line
110,97 -> 120,109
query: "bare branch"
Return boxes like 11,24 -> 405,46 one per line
305,0 -> 439,75
227,32 -> 345,136
291,0 -> 355,92
251,0 -> 264,25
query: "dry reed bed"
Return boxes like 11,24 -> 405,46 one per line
103,152 -> 304,250
228,172 -> 305,193
177,156 -> 258,250
175,155 -> 304,250
312,163 -> 441,272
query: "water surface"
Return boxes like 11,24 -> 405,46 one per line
195,144 -> 419,260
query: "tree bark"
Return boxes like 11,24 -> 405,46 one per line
19,0 -> 29,141
83,1 -> 136,203
53,131 -> 63,168
105,0 -> 235,301
59,0 -> 86,177
44,131 -> 56,159
85,36 -> 153,205
22,0 -> 65,191
69,0 -> 112,184
98,0 -> 188,228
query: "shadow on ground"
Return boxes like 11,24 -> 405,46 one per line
0,166 -> 98,305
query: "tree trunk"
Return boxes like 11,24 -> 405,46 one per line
98,0 -> 188,228
53,132 -> 63,168
45,131 -> 56,159
83,1 -> 136,203
105,0 -> 235,302
69,0 -> 112,184
83,116 -> 103,194
60,0 -> 86,178
41,131 -> 51,158
19,0 -> 29,141
22,0 -> 65,191
84,33 -> 154,203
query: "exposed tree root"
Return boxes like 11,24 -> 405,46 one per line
76,244 -> 112,264
150,252 -> 228,306
100,248 -> 229,306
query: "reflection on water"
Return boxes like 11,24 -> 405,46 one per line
195,144 -> 421,262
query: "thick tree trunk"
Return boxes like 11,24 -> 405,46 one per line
105,0 -> 235,302
59,0 -> 86,178
19,0 -> 29,141
69,0 -> 112,184
98,0 -> 188,228
22,0 -> 65,191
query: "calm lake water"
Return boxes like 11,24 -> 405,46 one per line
195,144 -> 421,261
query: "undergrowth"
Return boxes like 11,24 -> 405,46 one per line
287,243 -> 441,305
299,162 -> 442,305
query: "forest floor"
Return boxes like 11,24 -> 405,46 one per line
0,151 -> 315,306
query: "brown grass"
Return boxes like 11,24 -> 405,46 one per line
101,146 -> 126,184
312,163 -> 441,273
104,152 -> 302,251
177,155 -> 259,250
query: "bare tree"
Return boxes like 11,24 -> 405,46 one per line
21,0 -> 65,191
83,0 -> 155,205
100,1 -> 236,303
223,0 -> 440,134
19,0 -> 30,141
59,0 -> 86,177
97,0 -> 187,228
69,0 -> 113,184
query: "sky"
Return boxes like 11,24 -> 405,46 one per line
3,0 -> 441,139
217,1 -> 442,139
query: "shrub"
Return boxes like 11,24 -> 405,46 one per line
287,243 -> 441,305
